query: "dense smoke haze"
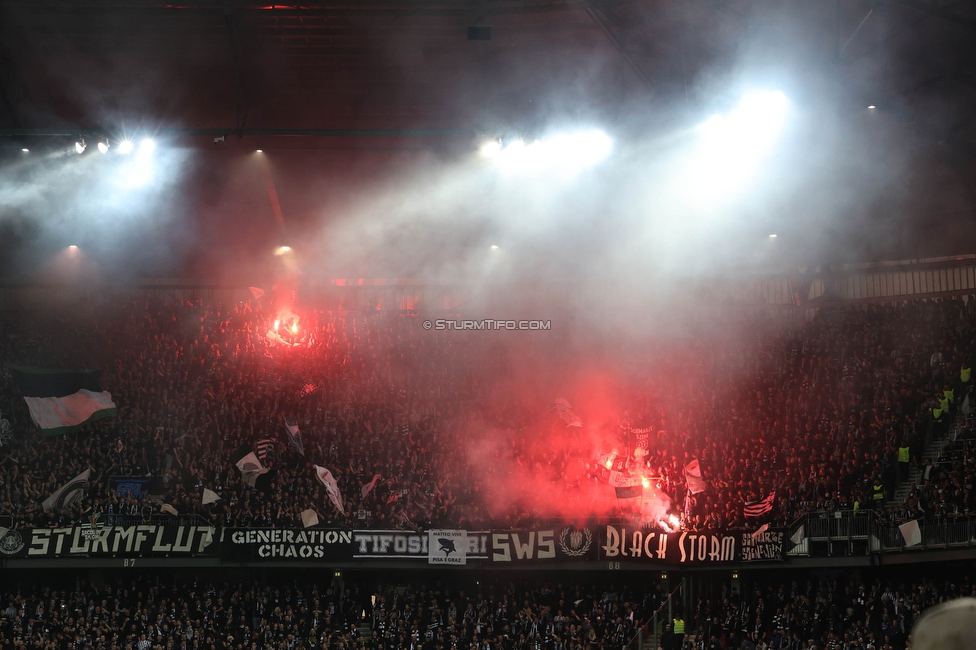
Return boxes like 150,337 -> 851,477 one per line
2,0 -> 976,298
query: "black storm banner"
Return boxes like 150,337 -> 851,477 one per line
599,525 -> 786,564
222,528 -> 355,561
0,525 -> 217,558
489,527 -> 597,563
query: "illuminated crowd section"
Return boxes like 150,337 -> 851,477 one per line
0,292 -> 972,534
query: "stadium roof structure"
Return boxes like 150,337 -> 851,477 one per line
1,0 -> 976,276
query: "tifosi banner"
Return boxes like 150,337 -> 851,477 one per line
0,524 -> 216,558
352,530 -> 490,560
490,527 -> 597,563
221,528 -> 355,561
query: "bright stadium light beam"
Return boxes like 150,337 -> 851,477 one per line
74,139 -> 86,154
139,138 -> 155,154
97,140 -> 109,154
119,140 -> 133,154
676,90 -> 790,206
479,140 -> 501,158
487,130 -> 612,176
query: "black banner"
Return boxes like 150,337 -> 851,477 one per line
600,525 -> 785,564
0,525 -> 217,558
222,528 -> 355,561
352,530 -> 490,560
489,527 -> 598,563
740,528 -> 786,562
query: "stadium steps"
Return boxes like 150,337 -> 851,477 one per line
892,414 -> 963,504
358,624 -> 372,640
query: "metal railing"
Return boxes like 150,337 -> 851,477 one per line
873,515 -> 976,552
787,510 -> 976,556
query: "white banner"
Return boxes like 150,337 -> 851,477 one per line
428,529 -> 467,565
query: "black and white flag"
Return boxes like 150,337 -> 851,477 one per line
285,418 -> 305,456
42,469 -> 91,511
255,439 -> 275,463
744,491 -> 776,517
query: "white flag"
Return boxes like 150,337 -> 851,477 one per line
552,398 -> 583,428
313,465 -> 345,515
42,469 -> 91,511
361,474 -> 382,498
236,452 -> 269,488
750,523 -> 769,540
285,418 -> 305,456
899,519 -> 922,547
301,509 -> 319,528
202,488 -> 221,505
684,459 -> 707,494
790,525 -> 806,545
160,504 -> 179,516
963,394 -> 971,416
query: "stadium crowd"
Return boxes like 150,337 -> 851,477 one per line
0,569 -> 972,650
0,294 -> 975,531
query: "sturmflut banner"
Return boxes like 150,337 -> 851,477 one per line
0,525 -> 216,558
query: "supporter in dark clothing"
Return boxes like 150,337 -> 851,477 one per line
1,296 -> 974,531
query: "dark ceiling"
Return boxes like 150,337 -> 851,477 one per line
2,0 -> 976,279
3,0 -> 974,138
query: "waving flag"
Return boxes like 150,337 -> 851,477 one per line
301,509 -> 320,528
313,465 -> 345,515
361,474 -> 382,498
744,491 -> 776,517
9,365 -> 117,436
236,452 -> 269,488
202,488 -> 221,505
255,439 -> 275,463
684,459 -> 707,494
552,398 -> 583,428
249,286 -> 266,299
285,418 -> 305,456
42,469 -> 91,511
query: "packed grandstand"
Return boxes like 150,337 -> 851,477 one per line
0,296 -> 973,531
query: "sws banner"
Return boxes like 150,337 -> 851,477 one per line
490,527 -> 597,563
0,525 -> 217,558
222,528 -> 355,561
353,530 -> 490,561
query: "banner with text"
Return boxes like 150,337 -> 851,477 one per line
0,524 -> 217,558
740,528 -> 786,562
600,525 -> 783,564
221,528 -> 355,562
490,527 -> 598,563
352,530 -> 490,560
